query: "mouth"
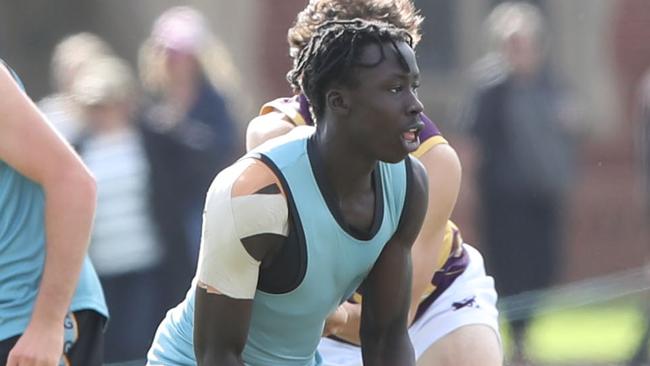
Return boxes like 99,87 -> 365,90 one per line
400,121 -> 424,152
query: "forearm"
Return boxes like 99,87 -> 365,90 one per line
197,352 -> 245,366
31,168 -> 96,327
194,287 -> 255,366
361,329 -> 414,366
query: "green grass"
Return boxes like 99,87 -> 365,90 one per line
500,300 -> 649,364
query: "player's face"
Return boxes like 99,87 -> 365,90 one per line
504,32 -> 542,78
345,40 -> 424,163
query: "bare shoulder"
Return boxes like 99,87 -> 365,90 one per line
205,158 -> 287,227
230,158 -> 286,199
246,111 -> 296,151
416,143 -> 461,180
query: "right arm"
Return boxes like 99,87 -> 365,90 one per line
193,159 -> 288,365
194,289 -> 253,366
0,63 -> 97,366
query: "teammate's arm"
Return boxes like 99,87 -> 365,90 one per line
360,157 -> 428,366
0,64 -> 97,366
194,159 -> 288,366
246,111 -> 296,151
407,143 -> 461,323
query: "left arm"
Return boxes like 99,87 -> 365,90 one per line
360,157 -> 428,366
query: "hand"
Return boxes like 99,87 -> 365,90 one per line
323,304 -> 349,337
6,321 -> 64,366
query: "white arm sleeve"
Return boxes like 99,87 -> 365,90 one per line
196,160 -> 289,299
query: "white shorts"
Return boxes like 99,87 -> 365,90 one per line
317,244 -> 500,365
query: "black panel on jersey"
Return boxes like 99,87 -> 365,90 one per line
241,233 -> 287,263
255,183 -> 282,195
307,136 -> 385,241
253,154 -> 308,294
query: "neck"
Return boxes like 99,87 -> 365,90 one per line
313,121 -> 377,198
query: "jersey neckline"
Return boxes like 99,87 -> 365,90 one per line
306,136 -> 385,241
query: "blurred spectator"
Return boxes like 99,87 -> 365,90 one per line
629,69 -> 650,366
71,56 -> 164,363
639,71 -> 650,218
38,32 -> 114,142
463,2 -> 582,363
137,6 -> 242,306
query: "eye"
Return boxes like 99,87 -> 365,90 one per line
412,82 -> 420,92
389,85 -> 403,94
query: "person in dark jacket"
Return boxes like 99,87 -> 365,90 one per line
465,2 -> 582,363
137,6 -> 242,306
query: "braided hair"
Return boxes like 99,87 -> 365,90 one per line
287,19 -> 413,121
287,0 -> 424,61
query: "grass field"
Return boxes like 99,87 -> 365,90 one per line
500,297 -> 649,365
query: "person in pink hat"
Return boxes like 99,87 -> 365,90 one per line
137,6 -> 243,313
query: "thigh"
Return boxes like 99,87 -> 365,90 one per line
63,310 -> 105,366
417,325 -> 502,366
409,245 -> 501,362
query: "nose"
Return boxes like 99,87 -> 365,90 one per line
407,92 -> 424,116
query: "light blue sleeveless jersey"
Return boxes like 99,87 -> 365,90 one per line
0,64 -> 107,341
148,130 -> 409,366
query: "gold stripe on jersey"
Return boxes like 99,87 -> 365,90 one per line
415,220 -> 463,300
438,221 -> 461,269
259,98 -> 307,126
411,135 -> 448,158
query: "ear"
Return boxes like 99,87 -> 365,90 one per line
325,88 -> 350,116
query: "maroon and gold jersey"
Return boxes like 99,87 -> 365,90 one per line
259,95 -> 466,315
